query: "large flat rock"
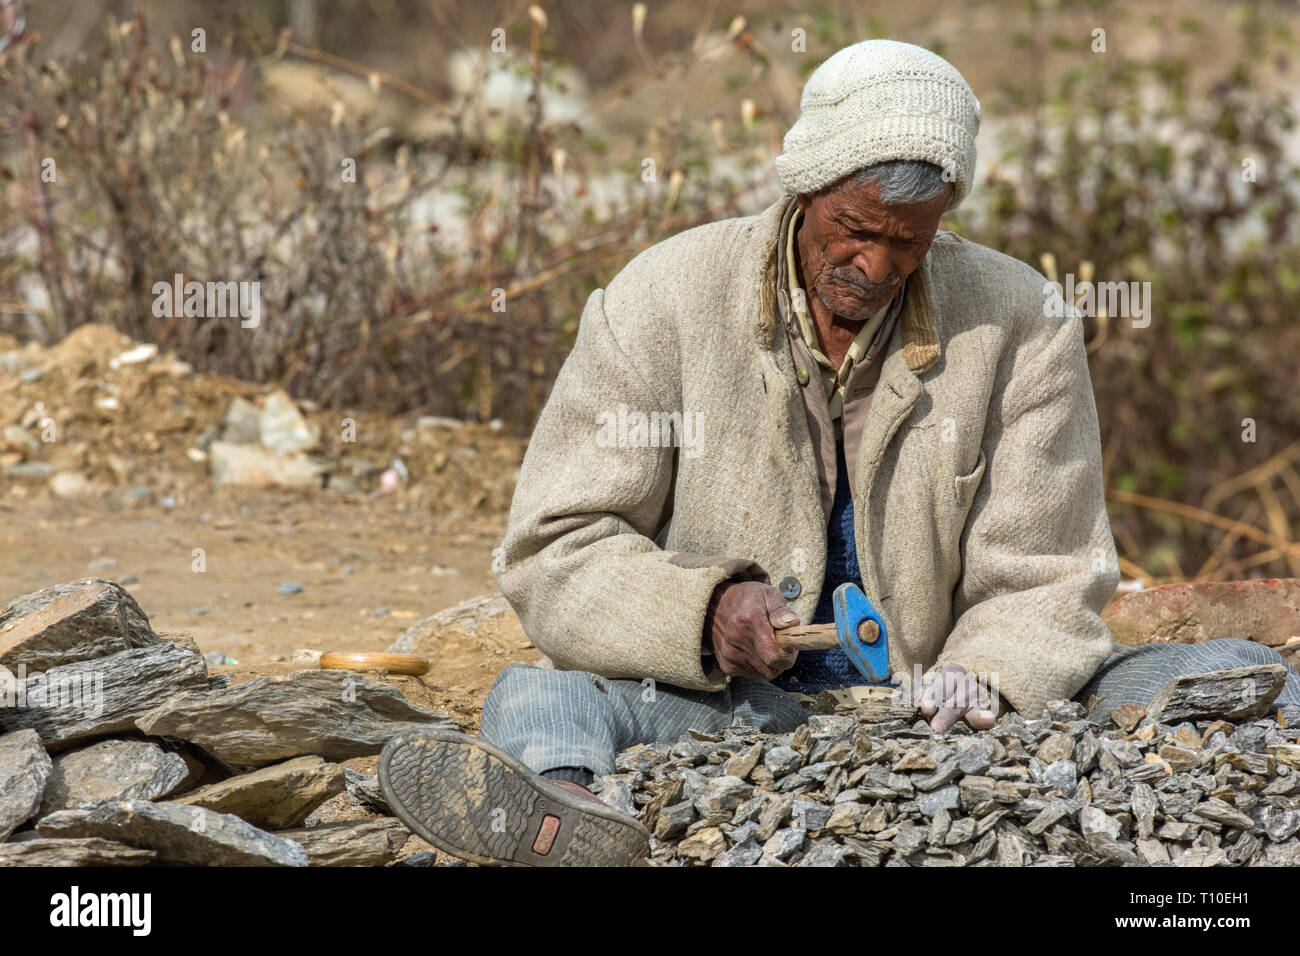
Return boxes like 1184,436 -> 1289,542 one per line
0,578 -> 159,673
39,738 -> 197,815
1104,578 -> 1300,647
0,643 -> 208,749
280,819 -> 410,866
37,800 -> 309,866
173,755 -> 345,829
1146,664 -> 1288,723
387,592 -> 513,655
0,836 -> 157,866
0,728 -> 52,840
135,669 -> 456,765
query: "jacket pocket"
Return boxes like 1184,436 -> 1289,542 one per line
952,449 -> 987,512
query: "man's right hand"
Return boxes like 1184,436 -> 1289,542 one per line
705,580 -> 800,679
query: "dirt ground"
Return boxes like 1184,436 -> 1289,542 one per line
0,490 -> 537,732
0,325 -> 539,735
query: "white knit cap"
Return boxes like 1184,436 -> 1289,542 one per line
775,39 -> 981,210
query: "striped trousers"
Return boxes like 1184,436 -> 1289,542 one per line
481,638 -> 1300,777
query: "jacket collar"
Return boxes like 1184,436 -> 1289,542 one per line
762,196 -> 940,374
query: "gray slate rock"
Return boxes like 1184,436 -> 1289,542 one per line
0,729 -> 52,840
343,768 -> 391,814
1041,759 -> 1078,792
0,835 -> 156,866
135,669 -> 456,765
795,842 -> 851,867
172,755 -> 345,829
37,800 -> 309,866
712,839 -> 763,867
917,785 -> 961,817
1146,664 -> 1288,723
0,578 -> 159,673
764,745 -> 802,778
39,738 -> 195,815
791,798 -> 832,832
692,775 -> 753,818
599,779 -> 638,818
280,819 -> 409,866
762,827 -> 806,860
0,643 -> 208,749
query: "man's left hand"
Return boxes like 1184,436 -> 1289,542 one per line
911,663 -> 998,733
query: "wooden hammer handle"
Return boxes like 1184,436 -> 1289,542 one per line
773,620 -> 880,651
319,652 -> 430,676
773,623 -> 837,650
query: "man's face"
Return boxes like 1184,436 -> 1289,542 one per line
796,175 -> 951,323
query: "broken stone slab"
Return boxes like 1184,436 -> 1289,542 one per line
172,755 -> 345,829
208,441 -> 326,490
0,642 -> 208,749
1270,743 -> 1300,770
279,819 -> 409,866
343,768 -> 391,814
37,800 -> 309,866
850,685 -> 920,724
1103,578 -> 1300,647
0,728 -> 53,840
0,832 -> 157,868
0,578 -> 159,673
135,669 -> 456,765
1145,664 -> 1287,723
1108,702 -> 1147,733
0,836 -> 157,866
39,738 -> 196,815
678,826 -> 728,862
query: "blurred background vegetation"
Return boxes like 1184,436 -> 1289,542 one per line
2,0 -> 1300,585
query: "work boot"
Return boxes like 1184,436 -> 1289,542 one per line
378,729 -> 651,867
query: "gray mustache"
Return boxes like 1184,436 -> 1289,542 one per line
831,267 -> 899,295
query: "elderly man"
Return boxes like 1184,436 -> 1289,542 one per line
379,39 -> 1300,866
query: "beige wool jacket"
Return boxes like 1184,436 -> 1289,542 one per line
495,196 -> 1119,718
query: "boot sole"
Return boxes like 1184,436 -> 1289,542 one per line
378,729 -> 651,867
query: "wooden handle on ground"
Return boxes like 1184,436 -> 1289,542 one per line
773,620 -> 880,651
319,652 -> 430,676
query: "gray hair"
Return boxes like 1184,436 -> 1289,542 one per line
850,160 -> 948,205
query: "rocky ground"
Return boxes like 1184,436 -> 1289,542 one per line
3,578 -> 1298,867
601,686 -> 1300,867
0,578 -> 480,865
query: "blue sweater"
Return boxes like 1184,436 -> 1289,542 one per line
773,438 -> 864,694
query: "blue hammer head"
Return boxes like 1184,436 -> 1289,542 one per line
832,582 -> 891,684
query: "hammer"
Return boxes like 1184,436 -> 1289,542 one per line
772,582 -> 892,684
